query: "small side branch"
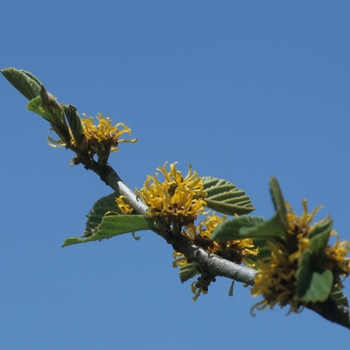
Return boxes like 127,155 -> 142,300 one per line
172,235 -> 257,286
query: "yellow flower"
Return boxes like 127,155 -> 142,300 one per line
115,195 -> 134,215
80,113 -> 137,152
49,113 -> 137,163
137,162 -> 207,226
176,213 -> 258,268
251,240 -> 300,314
324,231 -> 350,286
157,162 -> 207,197
191,280 -> 209,301
251,199 -> 350,314
173,213 -> 258,301
286,199 -> 324,237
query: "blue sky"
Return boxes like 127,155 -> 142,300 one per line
1,1 -> 350,348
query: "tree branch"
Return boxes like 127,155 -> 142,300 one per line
82,160 -> 350,330
173,236 -> 257,285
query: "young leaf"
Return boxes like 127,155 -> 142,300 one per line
39,85 -> 65,125
1,67 -> 41,100
64,105 -> 84,149
269,177 -> 288,231
307,218 -> 333,240
27,96 -> 57,124
202,176 -> 255,215
296,250 -> 333,302
62,215 -> 155,247
21,70 -> 42,86
309,220 -> 332,263
179,263 -> 199,283
83,193 -> 120,238
210,215 -> 265,241
295,250 -> 313,297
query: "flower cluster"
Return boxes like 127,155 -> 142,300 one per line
251,200 -> 350,314
175,213 -> 258,267
324,232 -> 350,286
136,162 -> 207,229
116,162 -> 259,301
49,113 -> 137,163
174,213 -> 259,300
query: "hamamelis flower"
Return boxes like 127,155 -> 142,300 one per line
178,213 -> 258,265
324,232 -> 350,287
173,213 -> 259,301
49,113 -> 137,163
137,162 -> 207,227
286,200 -> 324,237
251,240 -> 300,313
115,195 -> 133,215
251,200 -> 350,314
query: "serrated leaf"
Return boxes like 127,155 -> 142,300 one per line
202,176 -> 255,215
1,67 -> 41,100
309,220 -> 332,262
83,193 -> 120,237
331,284 -> 349,307
211,215 -> 265,241
62,215 -> 155,247
269,177 -> 288,230
238,212 -> 287,240
179,262 -> 199,283
296,250 -> 333,302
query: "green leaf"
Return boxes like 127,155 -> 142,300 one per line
295,250 -> 313,297
21,70 -> 42,86
331,284 -> 349,307
307,218 -> 332,240
27,96 -> 57,124
1,67 -> 41,100
238,212 -> 287,240
302,268 -> 333,302
63,105 -> 84,148
309,219 -> 332,262
83,193 -> 120,238
296,250 -> 333,302
39,86 -> 65,125
269,177 -> 288,231
202,176 -> 255,215
179,263 -> 199,283
62,215 -> 155,247
210,215 -> 265,241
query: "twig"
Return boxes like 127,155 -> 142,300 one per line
83,160 -> 350,330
